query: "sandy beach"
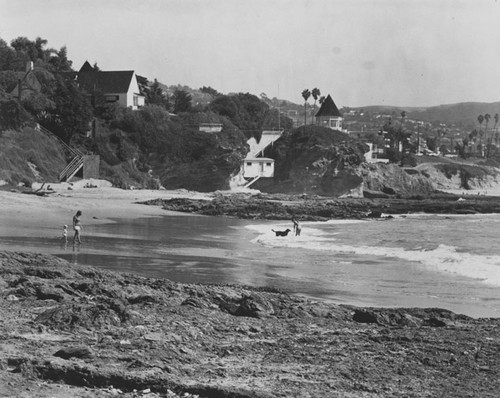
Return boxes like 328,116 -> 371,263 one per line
0,179 -> 213,238
1,180 -> 500,397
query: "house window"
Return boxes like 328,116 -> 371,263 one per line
133,95 -> 139,106
105,95 -> 119,103
266,163 -> 272,167
247,162 -> 252,166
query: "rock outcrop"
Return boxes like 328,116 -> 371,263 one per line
1,251 -> 499,398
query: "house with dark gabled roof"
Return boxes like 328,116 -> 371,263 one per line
76,61 -> 145,110
315,94 -> 343,131
9,61 -> 42,100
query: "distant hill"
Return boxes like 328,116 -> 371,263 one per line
408,102 -> 500,128
354,102 -> 500,128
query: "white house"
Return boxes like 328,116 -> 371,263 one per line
243,157 -> 275,178
241,129 -> 283,186
77,61 -> 145,110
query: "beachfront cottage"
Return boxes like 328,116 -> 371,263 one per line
243,157 -> 275,178
315,94 -> 343,131
76,61 -> 145,110
242,129 -> 283,187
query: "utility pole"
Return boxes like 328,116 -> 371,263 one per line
417,125 -> 420,155
277,84 -> 280,131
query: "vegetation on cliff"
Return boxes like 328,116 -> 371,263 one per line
254,125 -> 367,196
2,35 -> 500,196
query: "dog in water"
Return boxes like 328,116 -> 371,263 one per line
272,228 -> 291,237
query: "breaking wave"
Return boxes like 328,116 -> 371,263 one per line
247,223 -> 500,287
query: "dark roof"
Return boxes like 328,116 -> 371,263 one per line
79,61 -> 95,73
77,70 -> 135,94
315,94 -> 342,117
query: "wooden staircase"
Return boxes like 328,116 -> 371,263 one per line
34,124 -> 85,182
58,154 -> 84,182
244,176 -> 261,188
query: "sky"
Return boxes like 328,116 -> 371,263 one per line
1,0 -> 500,108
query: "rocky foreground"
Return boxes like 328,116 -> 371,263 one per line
1,251 -> 499,397
140,191 -> 500,221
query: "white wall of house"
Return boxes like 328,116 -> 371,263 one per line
243,158 -> 275,178
199,124 -> 223,133
127,73 -> 145,110
317,116 -> 343,130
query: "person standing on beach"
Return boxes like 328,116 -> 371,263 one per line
73,210 -> 83,244
292,217 -> 301,236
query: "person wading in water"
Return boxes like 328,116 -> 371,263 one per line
73,210 -> 83,244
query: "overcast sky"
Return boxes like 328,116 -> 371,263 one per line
1,0 -> 499,108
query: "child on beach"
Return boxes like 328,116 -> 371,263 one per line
62,225 -> 68,243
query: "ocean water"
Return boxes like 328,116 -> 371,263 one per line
1,211 -> 499,318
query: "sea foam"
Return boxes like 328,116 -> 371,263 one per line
247,224 -> 500,287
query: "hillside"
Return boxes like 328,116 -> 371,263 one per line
0,127 -> 67,185
356,102 -> 500,128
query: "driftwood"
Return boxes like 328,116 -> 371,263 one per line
23,183 -> 56,197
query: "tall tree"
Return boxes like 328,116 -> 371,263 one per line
311,88 -> 320,124
172,89 -> 192,113
41,75 -> 92,143
200,86 -> 219,98
301,89 -> 311,126
477,114 -> 484,154
484,113 -> 491,157
400,110 -> 407,124
145,79 -> 170,110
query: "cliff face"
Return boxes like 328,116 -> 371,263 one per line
153,126 -> 249,192
254,126 -> 367,196
360,163 -> 436,196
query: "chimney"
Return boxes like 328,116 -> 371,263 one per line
26,61 -> 33,72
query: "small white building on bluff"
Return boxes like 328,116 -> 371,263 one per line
242,129 -> 283,187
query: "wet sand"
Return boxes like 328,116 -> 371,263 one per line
0,179 -> 213,238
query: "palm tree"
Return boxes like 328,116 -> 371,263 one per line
319,96 -> 325,105
484,114 -> 491,157
301,89 -> 311,126
477,114 -> 484,155
311,88 -> 321,124
400,110 -> 407,124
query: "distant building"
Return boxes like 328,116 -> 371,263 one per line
199,123 -> 223,133
242,129 -> 283,187
348,130 -> 389,163
315,94 -> 343,131
9,61 -> 42,100
76,61 -> 145,110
